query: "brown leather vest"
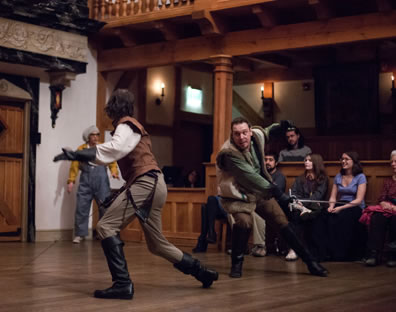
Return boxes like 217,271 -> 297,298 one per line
115,116 -> 160,185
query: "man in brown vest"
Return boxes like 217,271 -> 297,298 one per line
54,89 -> 218,300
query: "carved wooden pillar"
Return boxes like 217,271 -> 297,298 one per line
210,55 -> 233,162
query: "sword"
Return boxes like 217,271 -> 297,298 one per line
294,199 -> 348,205
288,189 -> 347,205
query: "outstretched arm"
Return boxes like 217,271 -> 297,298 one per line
54,124 -> 141,165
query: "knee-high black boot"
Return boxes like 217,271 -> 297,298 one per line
174,252 -> 219,288
193,204 -> 209,253
230,225 -> 251,278
94,236 -> 134,299
281,225 -> 328,277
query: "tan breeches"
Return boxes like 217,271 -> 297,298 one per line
96,173 -> 183,264
232,198 -> 289,231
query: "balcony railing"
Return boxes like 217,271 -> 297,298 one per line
90,0 -> 194,21
88,0 -> 272,25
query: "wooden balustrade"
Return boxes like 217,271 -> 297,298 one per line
90,0 -> 193,21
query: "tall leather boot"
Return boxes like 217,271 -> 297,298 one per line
94,236 -> 134,299
192,237 -> 208,253
174,252 -> 219,288
206,197 -> 218,244
230,225 -> 251,278
281,225 -> 328,277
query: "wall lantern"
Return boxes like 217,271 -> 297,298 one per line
48,71 -> 76,128
155,82 -> 165,105
261,82 -> 274,119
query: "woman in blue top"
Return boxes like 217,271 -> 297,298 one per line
326,151 -> 367,261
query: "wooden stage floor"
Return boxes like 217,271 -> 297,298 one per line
0,240 -> 395,312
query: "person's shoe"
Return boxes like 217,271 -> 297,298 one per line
251,245 -> 267,257
207,229 -> 217,244
94,282 -> 134,300
229,254 -> 244,278
192,238 -> 208,253
307,261 -> 328,277
280,225 -> 328,277
285,249 -> 298,261
386,252 -> 396,268
365,250 -> 379,267
174,252 -> 218,288
73,236 -> 82,244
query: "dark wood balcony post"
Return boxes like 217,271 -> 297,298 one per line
210,54 -> 234,162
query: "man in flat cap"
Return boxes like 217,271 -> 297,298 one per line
67,125 -> 119,243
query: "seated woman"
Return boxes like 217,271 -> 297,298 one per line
193,195 -> 228,253
180,169 -> 201,188
325,151 -> 367,261
360,150 -> 396,267
285,154 -> 328,261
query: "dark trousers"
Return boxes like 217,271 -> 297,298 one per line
367,212 -> 396,251
198,196 -> 228,241
306,206 -> 367,261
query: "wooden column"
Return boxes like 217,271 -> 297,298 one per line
210,54 -> 233,162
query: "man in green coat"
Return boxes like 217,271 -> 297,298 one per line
216,116 -> 328,278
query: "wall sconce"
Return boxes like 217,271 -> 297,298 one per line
49,85 -> 65,128
155,82 -> 165,105
48,71 -> 76,128
261,82 -> 274,120
392,75 -> 394,90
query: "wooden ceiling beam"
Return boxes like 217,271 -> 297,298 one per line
192,10 -> 225,36
98,10 -> 396,72
209,0 -> 276,11
234,67 -> 313,85
242,55 -> 290,69
252,5 -> 277,28
153,21 -> 179,41
112,28 -> 138,47
233,57 -> 256,72
308,0 -> 333,20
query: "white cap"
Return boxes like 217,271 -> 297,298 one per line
82,125 -> 100,142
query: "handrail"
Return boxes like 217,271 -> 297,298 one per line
90,0 -> 193,22
88,0 -> 273,25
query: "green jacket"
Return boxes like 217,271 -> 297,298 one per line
216,124 -> 278,214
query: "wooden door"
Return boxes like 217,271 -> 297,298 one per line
0,102 -> 24,241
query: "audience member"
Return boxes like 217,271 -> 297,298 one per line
180,169 -> 201,187
261,151 -> 286,256
265,151 -> 286,193
286,154 -> 328,261
321,151 -> 367,261
278,126 -> 311,162
360,150 -> 396,267
192,195 -> 228,253
67,125 -> 119,244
